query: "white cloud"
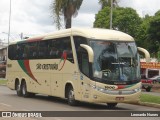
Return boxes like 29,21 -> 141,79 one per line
119,0 -> 160,17
73,13 -> 95,27
72,0 -> 100,27
78,0 -> 101,14
0,0 -> 54,42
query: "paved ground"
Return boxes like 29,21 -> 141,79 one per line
0,85 -> 159,120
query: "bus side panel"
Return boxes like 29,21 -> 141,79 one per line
51,73 -> 63,97
7,60 -> 21,90
26,60 -> 51,95
28,72 -> 51,95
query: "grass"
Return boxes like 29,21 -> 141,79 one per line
0,79 -> 7,85
140,94 -> 160,104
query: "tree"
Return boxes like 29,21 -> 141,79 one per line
94,7 -> 111,28
136,15 -> 153,50
94,7 -> 142,39
147,11 -> 160,54
114,7 -> 142,38
98,0 -> 118,9
51,0 -> 83,29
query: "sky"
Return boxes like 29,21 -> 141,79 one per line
0,0 -> 160,43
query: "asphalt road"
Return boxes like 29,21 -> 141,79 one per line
0,86 -> 159,120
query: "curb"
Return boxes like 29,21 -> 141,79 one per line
129,102 -> 160,109
0,84 -> 6,86
138,102 -> 160,109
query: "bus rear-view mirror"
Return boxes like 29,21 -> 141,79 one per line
80,44 -> 94,63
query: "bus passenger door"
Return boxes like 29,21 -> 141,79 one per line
78,53 -> 91,101
73,36 -> 92,101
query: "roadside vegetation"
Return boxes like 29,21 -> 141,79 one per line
0,79 -> 7,85
140,94 -> 160,104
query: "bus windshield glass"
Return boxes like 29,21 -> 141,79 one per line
90,40 -> 141,83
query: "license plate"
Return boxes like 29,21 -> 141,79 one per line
115,97 -> 124,101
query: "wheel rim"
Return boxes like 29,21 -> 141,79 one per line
16,84 -> 20,91
68,89 -> 74,102
22,83 -> 26,95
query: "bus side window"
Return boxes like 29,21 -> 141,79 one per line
23,44 -> 28,59
16,44 -> 23,60
49,40 -> 59,58
38,41 -> 49,59
61,38 -> 74,63
28,42 -> 38,59
49,37 -> 74,63
8,45 -> 16,60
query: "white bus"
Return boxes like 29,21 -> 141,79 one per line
7,28 -> 149,108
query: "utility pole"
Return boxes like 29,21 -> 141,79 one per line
110,0 -> 113,29
20,33 -> 23,40
8,0 -> 12,45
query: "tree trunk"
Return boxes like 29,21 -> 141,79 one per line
65,17 -> 72,29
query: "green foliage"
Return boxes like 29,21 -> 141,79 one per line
140,94 -> 160,104
94,7 -> 142,39
113,7 -> 142,38
98,0 -> 118,9
94,7 -> 111,28
147,12 -> 160,53
0,80 -> 7,85
136,12 -> 160,55
98,0 -> 108,9
136,15 -> 153,50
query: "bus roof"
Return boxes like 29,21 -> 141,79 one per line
45,28 -> 134,41
9,28 -> 134,45
76,28 -> 134,41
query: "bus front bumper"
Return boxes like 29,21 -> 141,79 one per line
90,89 -> 141,104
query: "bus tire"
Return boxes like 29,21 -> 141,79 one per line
67,86 -> 76,106
107,103 -> 117,108
15,80 -> 22,96
21,81 -> 30,98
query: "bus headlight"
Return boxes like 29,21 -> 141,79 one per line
92,85 -> 141,95
133,87 -> 141,92
92,85 -> 96,89
92,85 -> 106,92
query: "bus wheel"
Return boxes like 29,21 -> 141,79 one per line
15,81 -> 22,96
67,86 -> 76,106
107,103 -> 117,108
21,81 -> 30,97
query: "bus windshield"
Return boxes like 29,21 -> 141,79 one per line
90,40 -> 141,83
